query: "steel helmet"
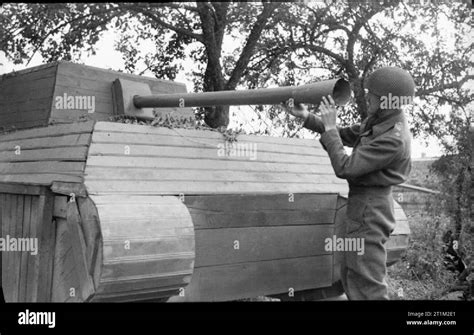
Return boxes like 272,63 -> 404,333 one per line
365,67 -> 416,99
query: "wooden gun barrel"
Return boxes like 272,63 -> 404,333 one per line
133,78 -> 351,109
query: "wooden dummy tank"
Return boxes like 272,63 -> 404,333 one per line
0,61 -> 410,302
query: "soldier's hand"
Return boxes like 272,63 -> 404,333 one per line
319,95 -> 337,131
280,101 -> 309,121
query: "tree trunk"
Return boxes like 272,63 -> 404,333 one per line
197,2 -> 279,129
196,2 -> 230,128
351,76 -> 368,120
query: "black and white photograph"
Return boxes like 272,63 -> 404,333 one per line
0,0 -> 472,331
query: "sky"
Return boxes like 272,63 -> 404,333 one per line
0,17 -> 448,159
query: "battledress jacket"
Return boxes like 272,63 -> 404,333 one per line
303,109 -> 412,187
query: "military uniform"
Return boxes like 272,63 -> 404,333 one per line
303,108 -> 412,300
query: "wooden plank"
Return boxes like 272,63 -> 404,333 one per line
57,61 -> 185,91
396,183 -> 440,194
51,182 -> 87,197
332,198 -> 346,283
0,115 -> 49,132
0,119 -> 48,131
77,197 -> 101,277
91,131 -> 327,157
0,97 -> 51,111
103,236 -> 195,262
88,143 -> 328,164
182,193 -> 338,229
51,219 -> 70,302
0,109 -> 48,125
271,281 -> 344,301
95,209 -> 192,230
392,201 -> 409,235
94,121 -> 322,148
25,196 -> 39,302
170,255 -> 333,302
56,70 -> 181,97
90,194 -> 185,205
0,147 -> 89,162
0,174 -> 83,185
92,229 -> 103,292
51,213 -> 95,302
0,60 -> 55,129
11,194 -> 24,302
68,201 -> 95,301
0,121 -> 95,142
386,234 -> 409,250
2,194 -> 16,301
0,134 -> 91,151
53,80 -> 114,101
101,256 -> 194,282
94,202 -> 335,227
50,85 -> 113,107
0,96 -> 51,110
53,196 -> 68,219
0,63 -> 56,82
0,77 -> 55,98
85,155 -> 335,175
86,167 -> 335,184
25,195 -> 41,302
94,274 -> 191,296
35,191 -> 55,302
50,109 -> 112,123
392,220 -> 410,235
185,193 -> 338,211
18,195 -> 32,301
92,287 -> 179,302
101,226 -> 193,241
0,183 -> 46,195
85,180 -> 348,195
190,209 -> 335,229
194,225 -> 333,267
0,162 -> 85,175
0,87 -> 54,104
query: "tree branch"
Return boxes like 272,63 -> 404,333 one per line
345,7 -> 382,77
24,6 -> 123,65
125,4 -> 203,42
291,42 -> 346,65
225,2 -> 279,90
417,75 -> 474,96
161,2 -> 199,13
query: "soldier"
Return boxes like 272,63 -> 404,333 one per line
285,67 -> 415,300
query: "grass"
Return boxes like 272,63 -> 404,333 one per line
387,210 -> 460,300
